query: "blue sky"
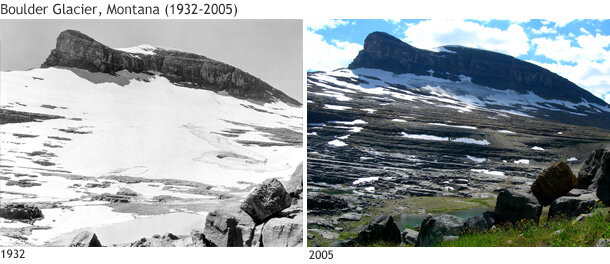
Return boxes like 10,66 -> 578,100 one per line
306,19 -> 610,104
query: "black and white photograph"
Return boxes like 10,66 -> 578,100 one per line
0,20 -> 304,247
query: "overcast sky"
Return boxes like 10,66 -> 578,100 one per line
307,19 -> 610,104
0,20 -> 303,102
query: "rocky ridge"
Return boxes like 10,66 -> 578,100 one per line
41,30 -> 300,106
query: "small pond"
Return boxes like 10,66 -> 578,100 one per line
394,207 -> 492,230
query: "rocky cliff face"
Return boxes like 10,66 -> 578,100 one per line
348,31 -> 606,106
42,30 -> 300,106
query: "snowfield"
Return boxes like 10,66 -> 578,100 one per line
0,68 -> 302,188
0,67 -> 302,245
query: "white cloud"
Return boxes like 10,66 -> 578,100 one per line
402,20 -> 530,57
384,19 -> 401,24
528,58 -> 610,103
531,26 -> 557,34
304,30 -> 362,71
532,34 -> 610,62
306,19 -> 349,31
541,19 -> 576,28
580,27 -> 591,35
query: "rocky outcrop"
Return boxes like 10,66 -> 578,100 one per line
531,161 -> 578,206
463,211 -> 496,233
494,189 -> 542,224
69,231 -> 102,247
41,30 -> 300,106
240,178 -> 292,223
548,192 -> 599,218
307,193 -> 349,215
416,214 -> 465,247
201,210 -> 241,247
0,203 -> 43,221
577,147 -> 609,189
284,162 -> 303,199
401,228 -> 419,246
355,215 -> 401,245
347,31 -> 610,129
576,146 -> 610,204
260,211 -> 303,247
130,233 -> 180,247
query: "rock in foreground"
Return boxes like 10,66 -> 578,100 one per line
494,189 -> 542,224
69,231 -> 102,247
548,192 -> 599,218
261,211 -> 303,247
240,178 -> 292,223
463,211 -> 496,233
356,215 -> 401,245
531,161 -> 577,206
416,214 -> 464,247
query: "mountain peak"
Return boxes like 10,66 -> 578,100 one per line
348,31 -> 606,107
42,30 -> 300,106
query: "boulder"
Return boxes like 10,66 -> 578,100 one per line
129,233 -> 179,247
595,152 -> 610,205
251,224 -> 264,247
201,210 -> 241,247
260,211 -> 303,247
355,215 -> 401,245
240,178 -> 292,223
0,203 -> 43,221
284,162 -> 303,199
69,231 -> 102,247
531,161 -> 577,206
415,214 -> 464,247
401,228 -> 419,246
548,192 -> 599,218
463,211 -> 496,233
577,147 -> 609,189
494,189 -> 542,224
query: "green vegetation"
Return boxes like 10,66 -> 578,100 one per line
307,195 -> 496,247
440,207 -> 610,247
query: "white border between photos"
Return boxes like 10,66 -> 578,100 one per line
1,0 -> 610,264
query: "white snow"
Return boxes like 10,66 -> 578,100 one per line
350,127 -> 363,133
531,146 -> 545,151
514,159 -> 530,165
353,176 -> 379,185
466,155 -> 487,163
451,137 -> 490,145
324,104 -> 351,111
337,135 -> 350,140
328,139 -> 347,147
471,169 -> 505,177
116,44 -> 158,55
498,130 -> 516,134
27,206 -> 136,245
567,157 -> 578,162
401,132 -> 448,141
433,46 -> 457,54
364,186 -> 375,193
0,68 -> 302,189
331,119 -> 367,125
310,68 -> 610,119
427,123 -> 477,130
391,119 -> 408,123
361,108 -> 377,114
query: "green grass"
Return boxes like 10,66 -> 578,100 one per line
440,207 -> 610,247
